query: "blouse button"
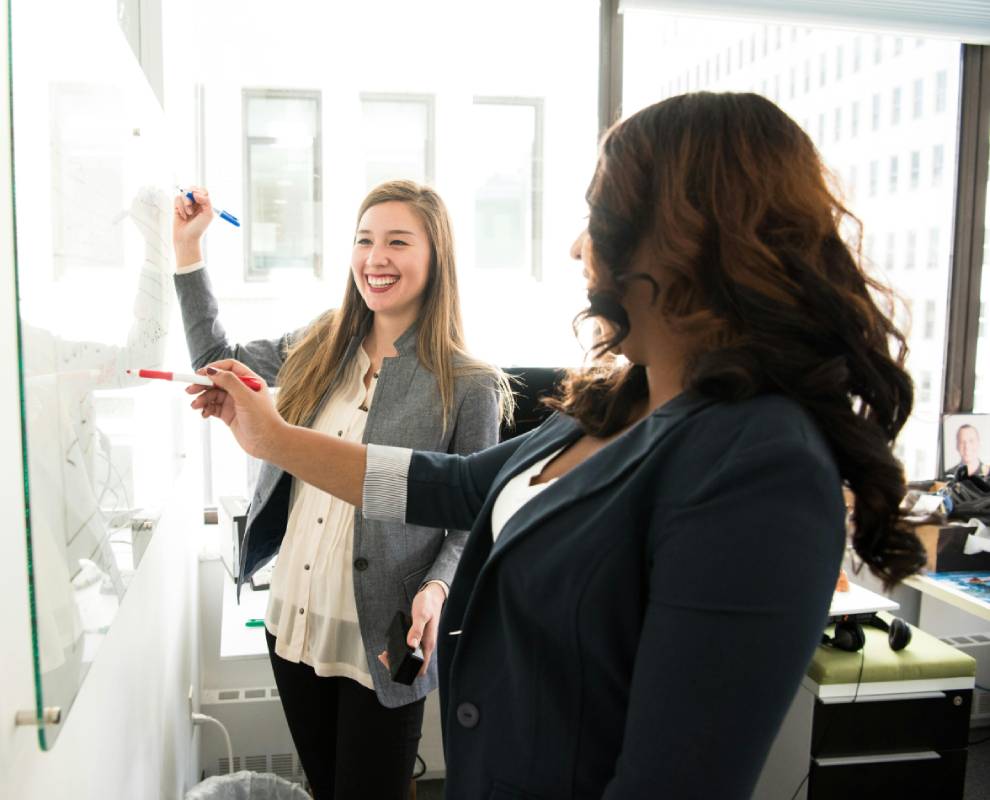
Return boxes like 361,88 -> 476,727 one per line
304,564 -> 310,571
374,372 -> 379,379
337,430 -> 343,437
317,517 -> 324,524
298,608 -> 305,615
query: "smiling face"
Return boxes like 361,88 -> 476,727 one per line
351,201 -> 432,322
958,425 -> 981,468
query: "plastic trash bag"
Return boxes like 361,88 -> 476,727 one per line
185,771 -> 310,800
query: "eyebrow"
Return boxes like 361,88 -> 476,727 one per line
356,229 -> 418,237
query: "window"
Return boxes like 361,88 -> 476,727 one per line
924,299 -> 936,339
919,372 -> 932,405
936,70 -> 948,112
819,53 -> 827,87
243,89 -> 322,278
621,13 -> 961,479
927,227 -> 940,269
789,67 -> 796,99
894,37 -> 904,56
472,98 -> 543,278
360,93 -> 435,189
933,144 -> 944,186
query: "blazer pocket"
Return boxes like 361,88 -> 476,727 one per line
488,781 -> 550,800
402,563 -> 432,604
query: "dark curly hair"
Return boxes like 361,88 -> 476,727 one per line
547,92 -> 926,587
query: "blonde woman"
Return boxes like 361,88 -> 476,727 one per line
173,181 -> 508,799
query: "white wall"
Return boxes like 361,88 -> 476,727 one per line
0,1 -> 204,796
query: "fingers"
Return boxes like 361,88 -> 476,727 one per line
200,359 -> 262,380
418,619 -> 438,677
204,365 -> 256,399
175,186 -> 212,219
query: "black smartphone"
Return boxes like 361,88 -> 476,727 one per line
386,609 -> 424,685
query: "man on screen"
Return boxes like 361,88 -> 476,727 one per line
948,424 -> 990,479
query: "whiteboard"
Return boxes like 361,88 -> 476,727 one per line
11,0 -> 186,747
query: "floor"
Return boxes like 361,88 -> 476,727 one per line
411,734 -> 990,799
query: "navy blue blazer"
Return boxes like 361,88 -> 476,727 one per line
403,391 -> 845,799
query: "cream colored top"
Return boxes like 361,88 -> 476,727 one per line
490,447 -> 563,542
264,347 -> 378,686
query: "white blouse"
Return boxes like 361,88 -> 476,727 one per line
264,346 -> 378,686
490,447 -> 563,542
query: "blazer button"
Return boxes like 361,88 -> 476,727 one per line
354,557 -> 369,571
456,702 -> 479,728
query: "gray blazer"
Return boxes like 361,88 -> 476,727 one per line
174,269 -> 500,707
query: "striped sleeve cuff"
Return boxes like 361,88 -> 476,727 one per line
362,443 -> 413,522
175,260 -> 206,274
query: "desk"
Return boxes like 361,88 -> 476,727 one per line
219,575 -> 270,659
906,574 -> 990,624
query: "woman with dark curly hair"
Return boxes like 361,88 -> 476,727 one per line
188,92 -> 926,798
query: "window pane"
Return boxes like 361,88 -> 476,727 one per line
360,96 -> 432,189
472,101 -> 538,273
622,14 -> 962,480
245,92 -> 321,277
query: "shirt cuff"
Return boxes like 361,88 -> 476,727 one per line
175,260 -> 206,275
362,444 -> 413,522
420,579 -> 449,600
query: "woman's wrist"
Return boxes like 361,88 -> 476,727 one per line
174,242 -> 203,269
256,416 -> 293,463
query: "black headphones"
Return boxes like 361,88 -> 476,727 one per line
821,613 -> 912,653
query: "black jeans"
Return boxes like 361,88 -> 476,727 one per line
266,631 -> 425,800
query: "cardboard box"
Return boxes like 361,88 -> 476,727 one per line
916,523 -> 990,573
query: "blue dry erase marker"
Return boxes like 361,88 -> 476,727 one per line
178,186 -> 240,227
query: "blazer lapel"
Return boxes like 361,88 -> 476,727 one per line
488,391 -> 713,560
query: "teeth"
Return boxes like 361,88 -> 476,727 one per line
368,276 -> 399,288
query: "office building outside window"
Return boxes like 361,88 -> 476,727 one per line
622,11 -> 961,479
243,89 -> 322,278
360,93 -> 434,190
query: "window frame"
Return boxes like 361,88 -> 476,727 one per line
241,87 -> 323,281
472,95 -> 545,280
358,91 -> 437,188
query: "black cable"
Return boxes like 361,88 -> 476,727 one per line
787,646 -> 866,800
412,753 -> 427,780
969,729 -> 990,746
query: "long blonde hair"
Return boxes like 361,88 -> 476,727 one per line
275,180 -> 512,431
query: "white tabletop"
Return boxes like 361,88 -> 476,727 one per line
219,575 -> 270,659
905,573 -> 990,623
828,581 -> 899,617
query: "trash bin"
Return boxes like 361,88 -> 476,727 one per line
185,770 -> 311,800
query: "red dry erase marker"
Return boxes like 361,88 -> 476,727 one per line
126,368 -> 263,392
